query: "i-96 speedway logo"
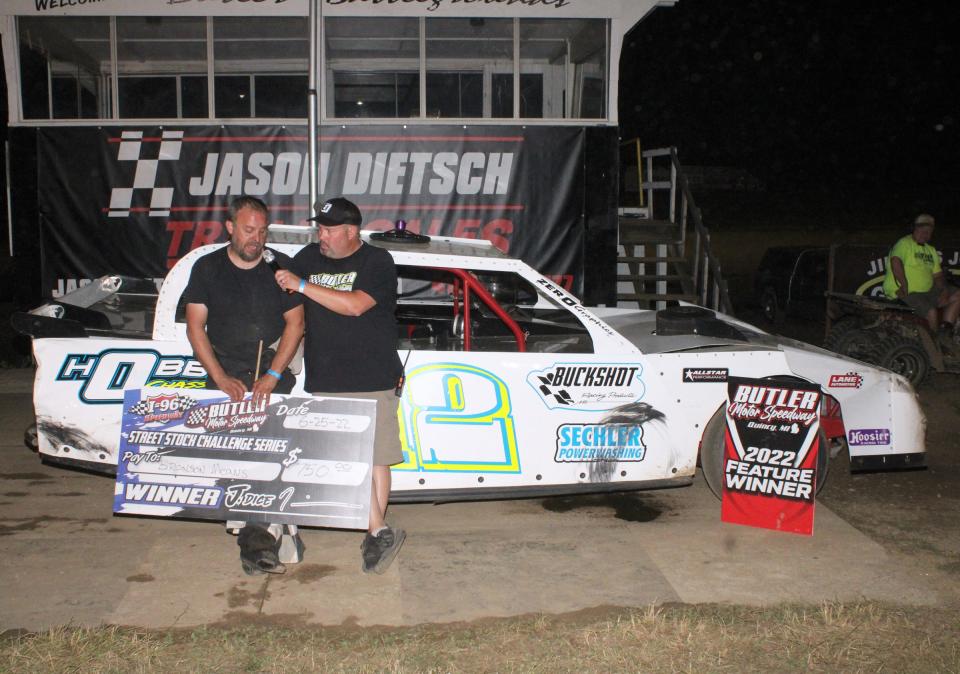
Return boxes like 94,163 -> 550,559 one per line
127,393 -> 198,424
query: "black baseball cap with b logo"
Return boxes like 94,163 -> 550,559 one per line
309,197 -> 363,227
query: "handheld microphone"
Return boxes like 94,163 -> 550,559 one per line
262,248 -> 282,272
263,249 -> 294,294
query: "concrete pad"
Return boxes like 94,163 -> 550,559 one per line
0,387 -> 944,631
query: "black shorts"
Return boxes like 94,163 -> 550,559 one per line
903,288 -> 941,316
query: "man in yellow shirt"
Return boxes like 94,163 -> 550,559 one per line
882,214 -> 960,334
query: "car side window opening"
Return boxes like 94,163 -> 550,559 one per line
395,266 -> 593,354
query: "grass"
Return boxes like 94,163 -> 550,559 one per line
2,602 -> 958,673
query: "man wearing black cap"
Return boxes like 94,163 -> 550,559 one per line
275,197 -> 406,574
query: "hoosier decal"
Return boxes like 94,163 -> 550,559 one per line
527,363 -> 643,411
847,428 -> 891,446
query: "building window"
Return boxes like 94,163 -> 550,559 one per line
214,16 -> 309,119
18,16 -> 111,120
519,19 -> 607,119
425,18 -> 512,118
116,16 -> 207,119
325,17 -> 420,119
15,14 -> 606,122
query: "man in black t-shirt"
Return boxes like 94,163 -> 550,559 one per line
182,196 -> 305,575
275,197 -> 406,575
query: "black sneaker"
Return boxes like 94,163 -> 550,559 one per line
238,524 -> 286,576
361,527 -> 406,575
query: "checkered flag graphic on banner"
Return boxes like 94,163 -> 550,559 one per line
126,394 -> 200,418
536,375 -> 574,406
186,407 -> 209,427
127,399 -> 154,416
108,130 -> 183,218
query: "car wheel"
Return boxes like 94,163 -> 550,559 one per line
700,406 -> 830,500
874,335 -> 930,387
24,423 -> 38,452
823,317 -> 876,361
759,287 -> 784,325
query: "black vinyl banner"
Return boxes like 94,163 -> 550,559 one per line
37,125 -> 593,298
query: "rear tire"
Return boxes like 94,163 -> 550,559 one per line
874,335 -> 929,387
823,317 -> 876,361
24,423 -> 38,452
759,287 -> 784,325
700,406 -> 830,500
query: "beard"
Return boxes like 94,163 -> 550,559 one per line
231,238 -> 262,263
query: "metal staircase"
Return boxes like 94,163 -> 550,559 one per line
617,144 -> 733,314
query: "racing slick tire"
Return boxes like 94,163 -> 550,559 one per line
759,287 -> 784,325
24,423 -> 38,452
700,406 -> 829,500
823,317 -> 876,362
874,334 -> 929,387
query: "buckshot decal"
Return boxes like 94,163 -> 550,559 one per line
682,368 -> 728,383
527,363 -> 644,411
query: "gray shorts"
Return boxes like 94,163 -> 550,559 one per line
903,288 -> 941,316
310,388 -> 404,466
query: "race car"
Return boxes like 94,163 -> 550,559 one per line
14,226 -> 926,502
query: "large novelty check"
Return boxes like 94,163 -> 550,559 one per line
113,389 -> 376,529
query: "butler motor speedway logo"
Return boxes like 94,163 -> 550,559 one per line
185,397 -> 269,433
723,382 -> 821,501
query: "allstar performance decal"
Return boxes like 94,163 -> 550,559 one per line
526,363 -> 644,411
682,367 -> 728,383
720,377 -> 821,535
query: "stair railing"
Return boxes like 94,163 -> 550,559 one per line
640,146 -> 734,314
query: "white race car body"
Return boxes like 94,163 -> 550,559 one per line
19,230 -> 926,501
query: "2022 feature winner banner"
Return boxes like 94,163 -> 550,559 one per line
37,124 -> 594,298
114,389 -> 376,529
720,377 -> 821,535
